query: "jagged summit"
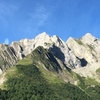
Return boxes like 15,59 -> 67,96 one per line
38,32 -> 48,36
35,32 -> 61,43
0,32 -> 100,100
83,33 -> 95,37
81,33 -> 96,44
35,32 -> 51,44
0,32 -> 100,80
35,32 -> 50,39
66,37 -> 74,43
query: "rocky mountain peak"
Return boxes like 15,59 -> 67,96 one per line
81,33 -> 96,44
0,32 -> 100,80
83,33 -> 94,37
52,35 -> 62,42
35,32 -> 50,40
66,37 -> 74,43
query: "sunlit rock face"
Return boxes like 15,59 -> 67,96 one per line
0,44 -> 18,72
66,33 -> 100,78
0,32 -> 100,80
81,33 -> 96,44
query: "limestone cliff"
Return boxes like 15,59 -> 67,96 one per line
0,44 -> 17,74
0,32 -> 100,81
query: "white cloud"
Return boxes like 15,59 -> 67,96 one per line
4,38 -> 9,44
29,5 -> 51,27
23,4 -> 54,34
19,5 -> 51,35
17,2 -> 57,35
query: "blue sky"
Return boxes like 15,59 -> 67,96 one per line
0,0 -> 100,44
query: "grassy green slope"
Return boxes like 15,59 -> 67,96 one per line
96,68 -> 100,75
72,72 -> 100,100
0,46 -> 98,100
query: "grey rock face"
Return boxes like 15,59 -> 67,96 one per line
66,33 -> 100,78
0,44 -> 18,74
81,33 -> 96,44
0,32 -> 100,80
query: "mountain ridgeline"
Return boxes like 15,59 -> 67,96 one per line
0,32 -> 100,99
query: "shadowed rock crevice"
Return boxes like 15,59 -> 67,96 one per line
47,52 -> 62,71
76,57 -> 88,67
31,46 -> 62,72
49,45 -> 65,62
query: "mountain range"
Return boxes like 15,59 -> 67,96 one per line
0,32 -> 100,99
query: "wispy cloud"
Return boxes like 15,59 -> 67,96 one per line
0,2 -> 18,16
29,5 -> 51,27
24,4 -> 55,34
0,1 -> 19,26
4,38 -> 9,44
